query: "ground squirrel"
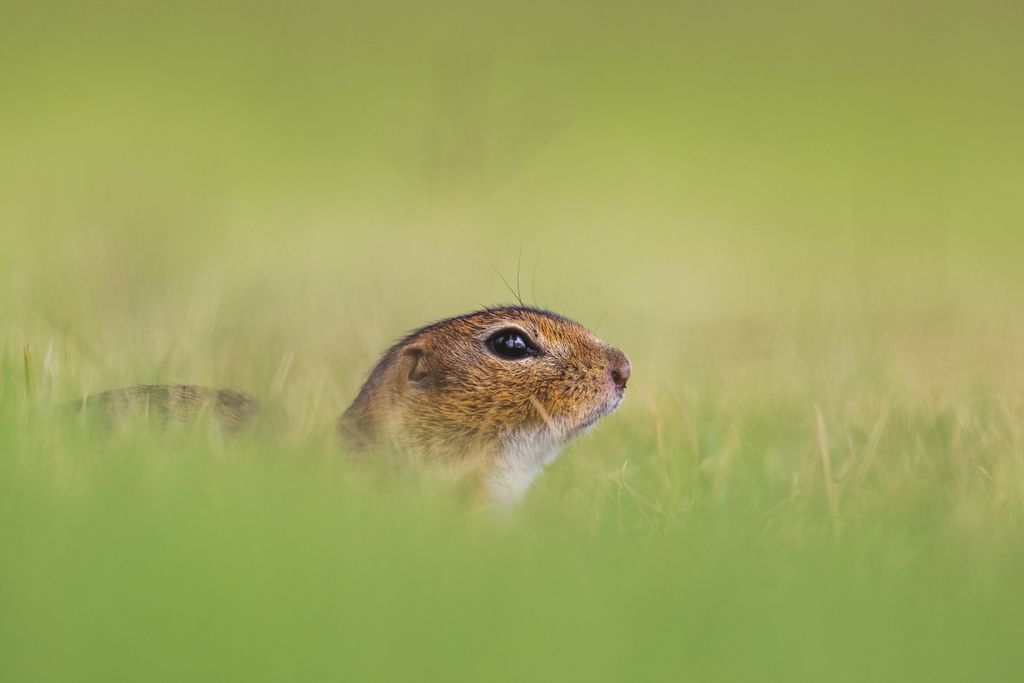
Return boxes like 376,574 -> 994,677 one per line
72,307 -> 631,502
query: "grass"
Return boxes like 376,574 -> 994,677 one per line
3,1 -> 1024,680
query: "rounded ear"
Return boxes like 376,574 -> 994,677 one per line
396,345 -> 429,386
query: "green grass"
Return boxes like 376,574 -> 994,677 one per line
3,1 -> 1024,680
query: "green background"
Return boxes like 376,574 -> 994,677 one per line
2,2 -> 1023,680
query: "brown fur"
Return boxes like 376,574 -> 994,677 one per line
70,384 -> 259,434
72,307 -> 630,501
339,307 -> 630,499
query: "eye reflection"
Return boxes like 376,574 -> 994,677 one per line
487,329 -> 538,360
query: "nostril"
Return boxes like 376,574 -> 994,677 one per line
609,353 -> 631,390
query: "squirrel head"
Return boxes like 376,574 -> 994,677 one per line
339,307 -> 631,502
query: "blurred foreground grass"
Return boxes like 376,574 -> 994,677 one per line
3,1 -> 1024,681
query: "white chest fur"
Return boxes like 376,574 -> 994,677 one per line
486,430 -> 565,504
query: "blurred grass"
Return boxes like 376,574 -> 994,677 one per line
3,1 -> 1024,680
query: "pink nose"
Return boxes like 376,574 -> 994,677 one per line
608,349 -> 631,390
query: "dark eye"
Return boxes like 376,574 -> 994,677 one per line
486,329 -> 539,360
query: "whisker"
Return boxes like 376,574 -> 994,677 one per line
491,263 -> 525,306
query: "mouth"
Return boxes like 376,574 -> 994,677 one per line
563,391 -> 624,440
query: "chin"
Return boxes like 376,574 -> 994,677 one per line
489,392 -> 626,504
564,396 -> 623,440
